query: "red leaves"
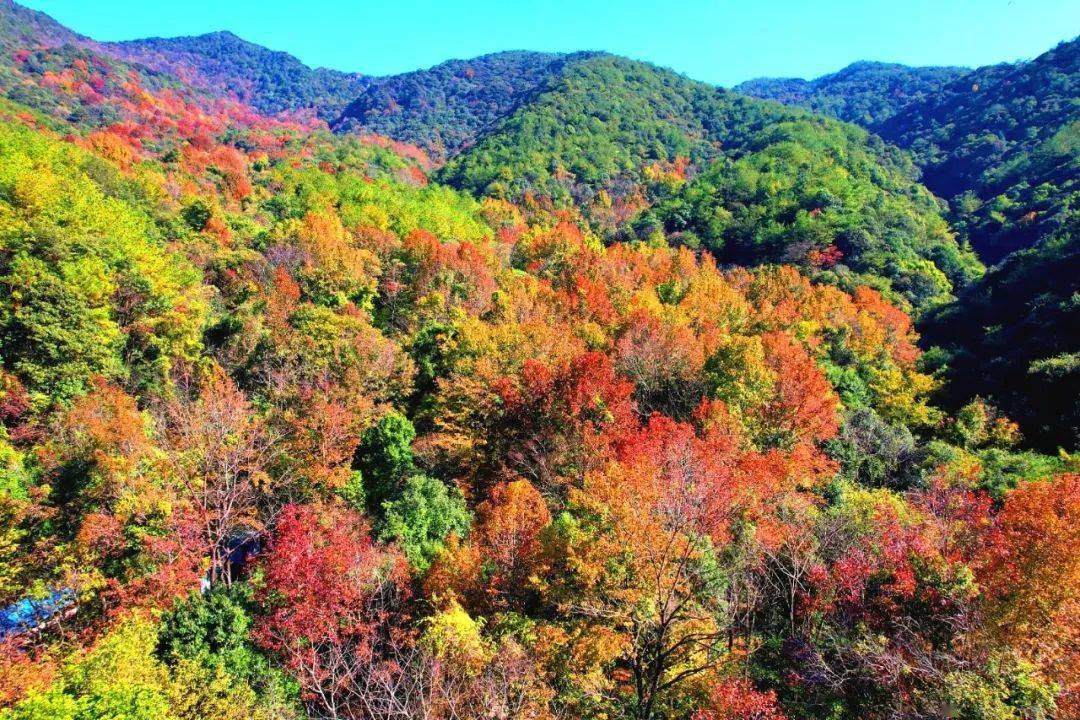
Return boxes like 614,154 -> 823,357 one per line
695,678 -> 787,720
425,479 -> 551,613
255,503 -> 410,714
0,372 -> 35,443
978,474 -> 1080,603
615,310 -> 707,417
401,228 -> 500,316
974,474 -> 1080,691
257,504 -> 400,651
0,638 -> 55,707
477,480 -> 551,575
806,244 -> 843,269
612,413 -> 736,541
760,331 -> 839,447
852,286 -> 919,365
159,369 -> 274,585
494,351 -> 636,490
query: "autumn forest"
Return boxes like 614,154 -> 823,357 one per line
0,2 -> 1077,719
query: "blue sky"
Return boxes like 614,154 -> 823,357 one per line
20,0 -> 1080,86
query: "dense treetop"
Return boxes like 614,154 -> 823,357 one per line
333,51 -> 582,158
0,3 -> 1076,720
109,31 -> 369,120
736,61 -> 968,126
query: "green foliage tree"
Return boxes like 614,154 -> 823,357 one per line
0,122 -> 205,404
736,61 -> 967,126
355,411 -> 417,511
380,474 -> 472,571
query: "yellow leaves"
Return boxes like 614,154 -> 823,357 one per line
273,209 -> 380,304
0,494 -> 28,602
10,165 -> 59,214
535,621 -> 625,699
86,130 -> 137,170
479,196 -> 524,229
59,614 -> 173,709
676,263 -> 751,334
830,484 -> 919,536
167,659 -> 268,720
706,334 -> 775,422
7,616 -> 269,720
422,600 -> 491,671
868,365 -> 941,428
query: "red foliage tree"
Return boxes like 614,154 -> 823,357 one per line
975,473 -> 1080,705
255,503 -> 411,719
493,351 -> 636,491
694,678 -> 787,720
758,331 -> 838,449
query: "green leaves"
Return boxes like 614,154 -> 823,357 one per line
0,122 -> 205,403
651,119 -> 982,311
380,474 -> 471,571
355,411 -> 416,512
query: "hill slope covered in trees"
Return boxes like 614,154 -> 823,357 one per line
735,61 -> 968,125
875,37 -> 1080,263
331,51 -> 585,158
737,39 -> 1079,440
922,216 -> 1080,450
440,54 -> 982,312
0,4 -> 1076,720
108,31 -> 369,119
740,38 -> 1080,265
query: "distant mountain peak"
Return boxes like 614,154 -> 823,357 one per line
735,61 -> 968,125
331,50 -> 582,158
107,28 -> 368,118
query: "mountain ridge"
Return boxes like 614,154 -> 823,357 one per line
0,3 -> 1077,719
107,29 -> 369,119
735,60 -> 969,125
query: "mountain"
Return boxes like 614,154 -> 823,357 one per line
108,30 -> 368,119
921,216 -> 1080,450
440,54 -> 982,312
736,61 -> 967,125
740,40 -> 1080,265
0,0 -> 84,49
0,3 -> 1078,720
331,50 -> 583,158
875,39 -> 1078,199
875,37 -> 1080,263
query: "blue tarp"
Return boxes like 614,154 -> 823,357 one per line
0,588 -> 75,638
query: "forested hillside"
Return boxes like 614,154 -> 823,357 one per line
875,38 -> 1080,261
109,31 -> 369,119
0,0 -> 82,49
742,38 -> 1080,264
922,217 -> 1080,450
736,61 -> 967,125
0,3 -> 1076,720
738,38 -> 1080,442
440,55 -> 981,312
332,50 -> 581,158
